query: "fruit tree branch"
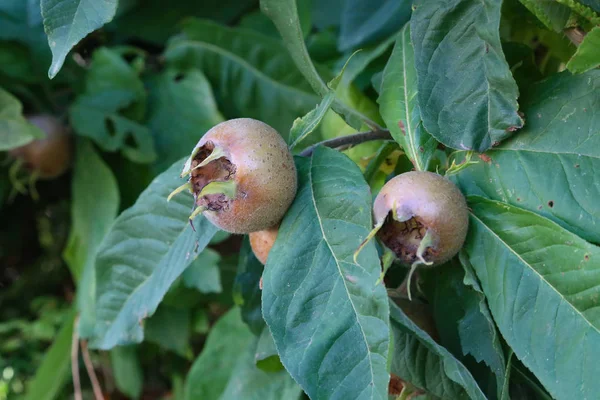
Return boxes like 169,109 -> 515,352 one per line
299,129 -> 392,157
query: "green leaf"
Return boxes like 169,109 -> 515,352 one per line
147,67 -> 224,173
0,87 -> 43,150
164,19 -> 318,138
289,92 -> 335,149
566,26 -> 600,74
411,0 -> 524,151
63,139 -> 119,338
255,327 -> 283,372
556,0 -> 600,23
144,304 -> 190,357
182,248 -> 222,294
91,158 -> 218,349
262,147 -> 390,400
24,310 -> 75,400
518,0 -> 571,32
338,0 -> 411,51
233,238 -> 265,335
260,0 -> 379,130
379,24 -> 437,171
453,70 -> 600,243
389,300 -> 487,400
464,196 -> 600,399
110,346 -> 143,400
184,307 -> 255,400
41,0 -> 117,78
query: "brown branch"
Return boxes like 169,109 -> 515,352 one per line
71,320 -> 82,400
564,27 -> 586,46
299,129 -> 392,157
81,340 -> 105,400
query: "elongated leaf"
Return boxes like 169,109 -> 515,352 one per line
63,139 -> 119,338
184,308 -> 255,400
389,301 -> 487,400
0,87 -> 43,150
566,26 -> 600,74
91,158 -> 218,349
24,310 -> 75,400
41,0 -> 117,78
164,19 -> 318,138
260,0 -> 379,130
411,0 -> 523,151
379,24 -> 436,171
453,70 -> 600,243
464,196 -> 600,399
338,0 -> 411,51
233,237 -> 265,336
147,67 -> 224,172
289,92 -> 335,149
110,346 -> 143,400
262,147 -> 390,400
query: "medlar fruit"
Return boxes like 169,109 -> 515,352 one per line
249,224 -> 279,265
170,118 -> 297,234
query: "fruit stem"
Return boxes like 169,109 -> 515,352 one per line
299,129 -> 392,157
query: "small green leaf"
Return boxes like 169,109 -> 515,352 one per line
91,158 -> 218,349
465,196 -> 600,399
41,0 -> 117,78
63,139 -> 119,338
262,147 -> 390,400
110,346 -> 143,400
389,300 -> 487,400
255,327 -> 283,372
144,305 -> 190,357
411,0 -> 524,151
182,248 -> 222,294
379,24 -> 437,171
567,26 -> 600,74
0,87 -> 43,151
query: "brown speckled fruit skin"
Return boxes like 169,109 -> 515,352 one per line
9,115 -> 72,179
373,171 -> 468,266
196,119 -> 297,234
249,224 -> 279,264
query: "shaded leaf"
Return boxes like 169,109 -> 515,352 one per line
233,237 -> 265,335
389,300 -> 487,400
164,19 -> 318,138
91,158 -> 218,349
262,147 -> 390,400
518,0 -> 571,32
110,346 -> 143,400
464,196 -> 600,399
41,0 -> 117,78
0,87 -> 43,150
453,70 -> 600,243
63,139 -> 119,338
145,304 -> 190,357
411,0 -> 523,151
255,327 -> 283,372
378,24 -> 436,171
566,26 -> 600,74
182,248 -> 222,294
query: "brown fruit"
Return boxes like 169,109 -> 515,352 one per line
249,224 -> 279,265
9,115 -> 72,179
175,118 -> 297,234
373,171 -> 468,267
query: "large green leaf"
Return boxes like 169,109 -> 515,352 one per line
338,0 -> 411,51
378,24 -> 436,171
411,0 -> 523,151
0,87 -> 43,150
24,310 -> 75,400
41,0 -> 117,78
453,70 -> 600,243
147,67 -> 224,173
164,19 -> 318,138
233,237 -> 265,336
262,147 -> 390,400
91,158 -> 218,349
464,196 -> 600,399
566,26 -> 600,74
184,308 -> 255,400
389,301 -> 487,400
181,248 -> 222,294
110,346 -> 143,400
63,139 -> 119,338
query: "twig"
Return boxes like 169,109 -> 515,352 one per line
71,319 -> 82,400
299,129 -> 392,157
564,27 -> 586,46
81,340 -> 105,400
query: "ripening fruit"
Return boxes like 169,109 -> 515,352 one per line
9,114 -> 72,179
170,118 -> 297,234
249,224 -> 279,265
373,171 -> 468,267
